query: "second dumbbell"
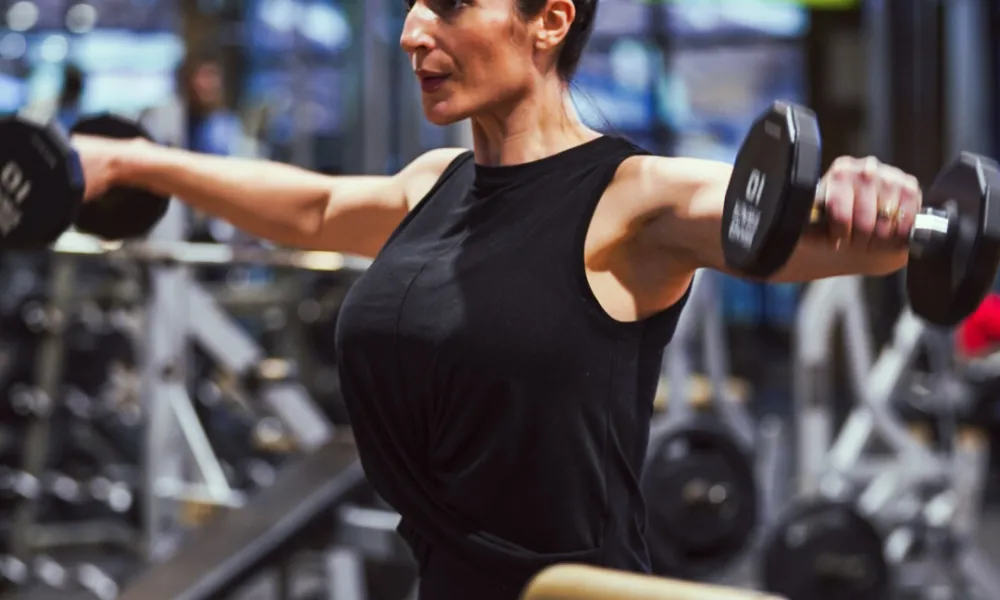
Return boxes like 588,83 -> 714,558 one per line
0,112 -> 170,251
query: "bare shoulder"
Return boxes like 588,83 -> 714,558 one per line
397,147 -> 470,210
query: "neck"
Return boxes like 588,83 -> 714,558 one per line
469,77 -> 598,167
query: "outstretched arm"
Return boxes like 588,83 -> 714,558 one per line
74,135 -> 465,257
618,154 -> 920,283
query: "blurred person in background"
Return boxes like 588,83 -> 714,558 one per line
141,50 -> 262,259
179,51 -> 246,157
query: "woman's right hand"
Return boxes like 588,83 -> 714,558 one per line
71,134 -> 143,203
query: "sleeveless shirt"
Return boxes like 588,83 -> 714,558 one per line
335,136 -> 691,599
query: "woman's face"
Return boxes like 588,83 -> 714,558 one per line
400,0 -> 543,126
190,62 -> 224,110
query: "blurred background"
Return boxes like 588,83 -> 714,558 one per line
0,0 -> 998,599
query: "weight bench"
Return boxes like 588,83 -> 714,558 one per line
120,438 -> 364,600
520,565 -> 785,600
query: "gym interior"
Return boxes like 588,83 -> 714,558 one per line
0,0 -> 998,599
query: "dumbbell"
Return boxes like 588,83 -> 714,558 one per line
0,465 -> 40,502
0,111 -> 170,251
11,555 -> 120,599
720,101 -> 1000,327
44,471 -> 134,513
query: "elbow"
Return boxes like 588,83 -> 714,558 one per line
300,194 -> 337,249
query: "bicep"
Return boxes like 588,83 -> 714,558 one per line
314,147 -> 467,257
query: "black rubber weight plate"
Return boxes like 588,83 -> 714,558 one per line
760,499 -> 892,600
642,420 -> 757,580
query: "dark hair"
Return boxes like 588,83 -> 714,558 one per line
59,64 -> 85,107
517,0 -> 598,81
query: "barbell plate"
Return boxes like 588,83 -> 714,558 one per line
642,418 -> 757,580
760,499 -> 891,600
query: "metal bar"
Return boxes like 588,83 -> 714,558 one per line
9,256 -> 75,558
52,232 -> 372,271
164,382 -> 234,498
943,0 -> 991,156
28,521 -> 138,550
794,277 -> 871,493
327,547 -> 367,600
143,199 -> 192,563
755,416 -> 786,527
698,273 -> 754,447
187,284 -> 266,375
258,382 -> 335,452
362,0 -> 390,174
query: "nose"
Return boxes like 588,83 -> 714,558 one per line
400,2 -> 435,55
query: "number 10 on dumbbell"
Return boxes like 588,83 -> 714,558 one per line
726,168 -> 768,250
0,161 -> 34,237
720,101 -> 1000,327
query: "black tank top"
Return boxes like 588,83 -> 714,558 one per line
335,136 -> 690,599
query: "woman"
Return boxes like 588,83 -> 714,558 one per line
74,0 -> 920,597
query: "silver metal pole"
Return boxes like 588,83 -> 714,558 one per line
943,0 -> 991,157
362,0 -> 391,173
864,0 -> 892,160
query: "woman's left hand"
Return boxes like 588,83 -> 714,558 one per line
816,155 -> 922,252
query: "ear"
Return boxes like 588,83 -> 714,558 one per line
534,0 -> 576,53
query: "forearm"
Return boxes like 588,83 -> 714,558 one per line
646,163 -> 907,281
113,141 -> 334,247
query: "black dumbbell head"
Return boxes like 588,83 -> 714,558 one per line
71,113 -> 170,241
0,113 -> 85,250
720,101 -> 822,278
907,154 -> 1000,326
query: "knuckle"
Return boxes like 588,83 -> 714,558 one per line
830,156 -> 855,172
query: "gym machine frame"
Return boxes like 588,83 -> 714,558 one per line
793,276 -> 1000,598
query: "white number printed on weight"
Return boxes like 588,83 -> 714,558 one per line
746,169 -> 765,205
1,162 -> 31,204
0,161 -> 30,237
727,201 -> 760,249
0,195 -> 22,236
727,170 -> 766,250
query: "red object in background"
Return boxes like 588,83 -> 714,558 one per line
958,294 -> 1000,355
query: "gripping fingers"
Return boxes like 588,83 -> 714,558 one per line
823,161 -> 855,245
851,156 -> 879,248
895,175 -> 921,243
873,171 -> 903,242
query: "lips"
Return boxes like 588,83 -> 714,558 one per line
418,73 -> 450,93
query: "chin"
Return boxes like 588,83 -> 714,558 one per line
421,98 -> 470,127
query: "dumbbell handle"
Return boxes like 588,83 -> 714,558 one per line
808,184 -> 953,257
